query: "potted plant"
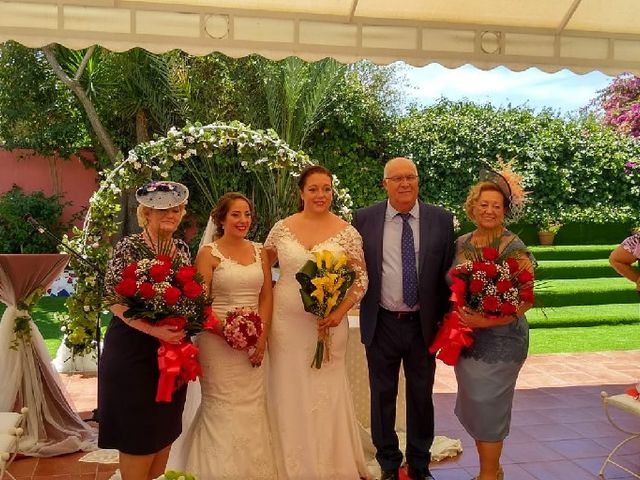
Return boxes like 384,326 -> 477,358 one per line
536,214 -> 563,246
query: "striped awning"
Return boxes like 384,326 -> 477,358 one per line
1,0 -> 638,74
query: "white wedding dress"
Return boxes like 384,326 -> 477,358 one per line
172,241 -> 277,480
265,221 -> 371,480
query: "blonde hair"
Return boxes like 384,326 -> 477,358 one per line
463,181 -> 508,222
136,203 -> 187,228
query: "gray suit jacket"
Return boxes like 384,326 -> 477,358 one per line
353,200 -> 454,348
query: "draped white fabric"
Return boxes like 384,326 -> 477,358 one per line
0,254 -> 97,457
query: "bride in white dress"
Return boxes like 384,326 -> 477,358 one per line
265,165 -> 371,480
176,192 -> 277,480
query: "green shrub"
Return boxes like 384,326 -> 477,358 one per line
0,185 -> 71,253
385,100 -> 640,229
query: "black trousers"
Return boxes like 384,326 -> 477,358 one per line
365,308 -> 436,471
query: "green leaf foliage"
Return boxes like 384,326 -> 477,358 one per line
0,42 -> 91,156
0,185 -> 71,253
386,100 -> 640,228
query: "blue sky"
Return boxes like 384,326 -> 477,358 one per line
402,64 -> 613,116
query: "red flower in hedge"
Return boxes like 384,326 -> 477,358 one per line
163,286 -> 182,305
520,288 -> 534,303
115,278 -> 137,297
482,247 -> 499,261
138,282 -> 156,300
506,257 -> 520,274
176,266 -> 198,285
482,295 -> 499,312
517,269 -> 534,284
122,263 -> 138,279
470,279 -> 485,294
500,302 -> 517,315
150,263 -> 171,282
182,280 -> 204,299
496,279 -> 513,293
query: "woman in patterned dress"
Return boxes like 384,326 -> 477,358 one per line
98,181 -> 191,480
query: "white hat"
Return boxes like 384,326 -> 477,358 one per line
135,181 -> 189,209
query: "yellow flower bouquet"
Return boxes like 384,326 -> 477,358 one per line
296,250 -> 355,369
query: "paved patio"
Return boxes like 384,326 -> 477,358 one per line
7,350 -> 640,480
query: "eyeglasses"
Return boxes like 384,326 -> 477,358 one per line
385,175 -> 419,183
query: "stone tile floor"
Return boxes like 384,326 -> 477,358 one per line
7,350 -> 640,480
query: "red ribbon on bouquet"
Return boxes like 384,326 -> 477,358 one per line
625,384 -> 640,400
429,310 -> 474,366
155,316 -> 202,402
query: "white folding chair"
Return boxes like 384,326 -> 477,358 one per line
599,391 -> 640,479
0,408 -> 27,480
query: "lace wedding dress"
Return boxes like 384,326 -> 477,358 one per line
265,221 -> 371,480
171,241 -> 276,480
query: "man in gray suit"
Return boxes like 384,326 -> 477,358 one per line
353,157 -> 454,480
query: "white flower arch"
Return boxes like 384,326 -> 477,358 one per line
59,121 -> 353,355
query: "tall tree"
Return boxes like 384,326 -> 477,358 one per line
0,42 -> 91,157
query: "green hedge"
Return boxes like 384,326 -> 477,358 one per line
381,100 -> 640,229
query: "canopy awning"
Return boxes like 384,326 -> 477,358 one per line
1,0 -> 638,75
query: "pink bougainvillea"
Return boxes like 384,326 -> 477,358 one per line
597,73 -> 640,138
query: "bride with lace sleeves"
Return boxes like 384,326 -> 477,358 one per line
264,165 -> 371,480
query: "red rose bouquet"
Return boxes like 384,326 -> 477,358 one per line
222,307 -> 263,357
113,248 -> 219,401
429,241 -> 535,366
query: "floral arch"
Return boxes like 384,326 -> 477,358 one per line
59,121 -> 353,356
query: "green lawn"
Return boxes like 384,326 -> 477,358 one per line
1,296 -> 638,357
535,258 -> 617,280
0,297 -> 109,358
534,277 -> 639,307
528,303 -> 640,328
529,324 -> 640,354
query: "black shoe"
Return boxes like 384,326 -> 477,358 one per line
407,465 -> 435,480
380,469 -> 400,480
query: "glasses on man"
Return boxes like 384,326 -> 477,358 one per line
385,175 -> 419,183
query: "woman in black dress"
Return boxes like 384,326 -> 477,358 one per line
98,180 -> 191,480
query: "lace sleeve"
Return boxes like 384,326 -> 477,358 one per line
622,232 -> 640,259
264,220 -> 284,252
340,225 -> 369,303
103,236 -> 138,302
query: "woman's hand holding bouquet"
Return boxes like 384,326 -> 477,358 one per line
429,242 -> 534,366
222,307 -> 264,366
113,244 -> 220,401
296,250 -> 355,369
